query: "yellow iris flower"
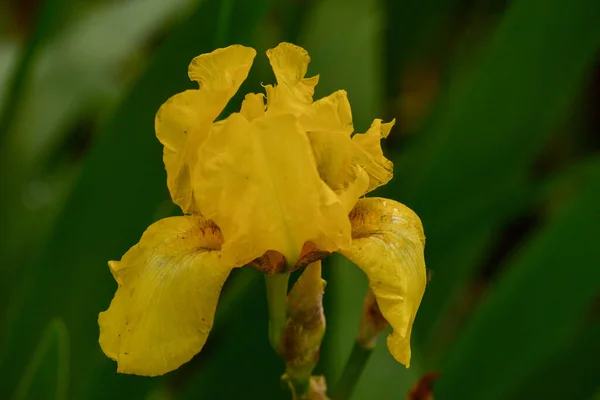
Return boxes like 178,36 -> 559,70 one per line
98,43 -> 427,376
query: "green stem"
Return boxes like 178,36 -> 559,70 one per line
264,273 -> 290,355
285,375 -> 310,400
331,341 -> 373,400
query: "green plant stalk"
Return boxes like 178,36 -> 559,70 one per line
331,341 -> 373,400
286,375 -> 311,399
264,273 -> 290,355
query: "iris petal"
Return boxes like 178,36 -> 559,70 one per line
302,90 -> 392,211
188,45 -> 256,91
194,112 -> 350,267
352,119 -> 395,191
98,215 -> 232,376
300,90 -> 353,135
339,197 -> 426,367
265,42 -> 319,115
240,93 -> 266,121
155,45 -> 256,213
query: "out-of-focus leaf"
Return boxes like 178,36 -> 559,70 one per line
12,318 -> 69,400
0,0 -> 273,398
435,164 -> 600,399
144,387 -> 176,400
0,41 -> 18,111
504,322 -> 600,400
322,255 -> 369,385
278,0 -> 316,43
388,0 -> 600,349
0,0 -> 199,278
534,156 -> 600,207
9,0 -> 196,168
383,0 -> 456,101
300,0 -> 383,130
0,0 -> 62,142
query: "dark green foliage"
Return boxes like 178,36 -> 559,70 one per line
1,0 -> 598,398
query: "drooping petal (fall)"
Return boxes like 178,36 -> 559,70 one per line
98,215 -> 233,376
265,42 -> 319,115
194,112 -> 351,267
339,197 -> 426,367
155,45 -> 256,213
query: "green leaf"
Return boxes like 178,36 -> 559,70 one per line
0,41 -> 18,111
504,322 -> 600,400
12,318 -> 69,400
0,0 -> 62,142
300,0 -> 384,130
390,0 -> 600,348
7,0 -> 196,168
0,0 -> 199,278
383,0 -> 457,99
435,164 -> 600,399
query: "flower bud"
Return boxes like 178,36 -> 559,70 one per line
282,261 -> 326,397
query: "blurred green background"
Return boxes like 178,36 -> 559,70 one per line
1,0 -> 599,398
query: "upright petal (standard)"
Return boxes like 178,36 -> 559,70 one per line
194,112 -> 351,268
265,43 -> 319,115
301,90 -> 392,211
155,45 -> 256,213
352,119 -> 395,192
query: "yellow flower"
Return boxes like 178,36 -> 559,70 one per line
98,43 -> 426,376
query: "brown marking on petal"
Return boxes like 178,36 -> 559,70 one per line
193,217 -> 223,250
246,242 -> 330,274
246,250 -> 286,274
348,197 -> 425,246
294,242 -> 330,272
